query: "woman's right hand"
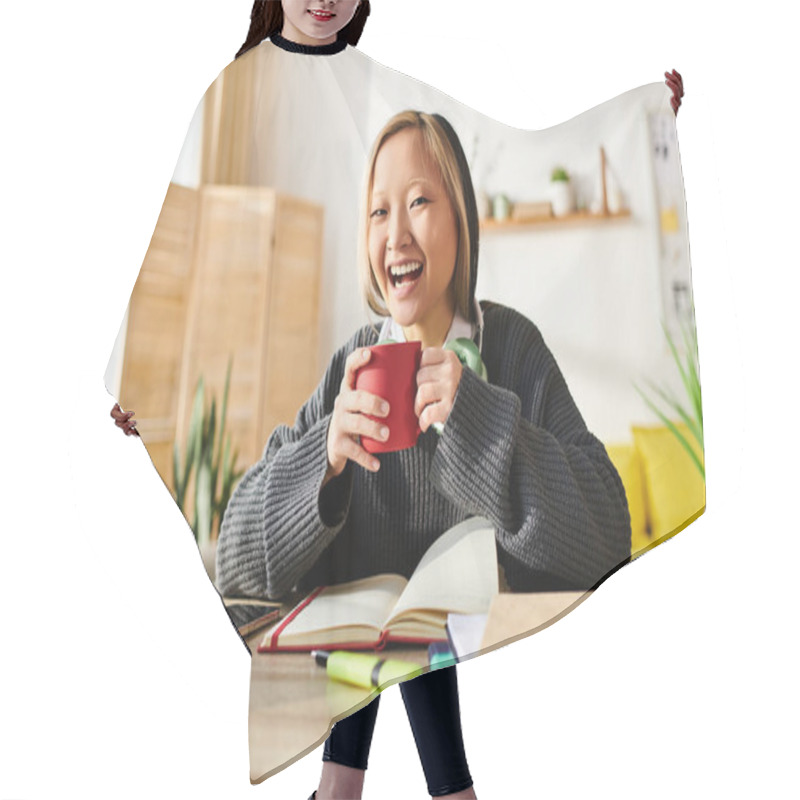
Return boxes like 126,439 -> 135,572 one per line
325,348 -> 390,480
110,403 -> 139,437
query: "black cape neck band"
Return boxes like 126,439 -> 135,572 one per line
271,32 -> 348,56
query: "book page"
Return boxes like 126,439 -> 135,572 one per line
446,612 -> 488,658
388,517 -> 499,625
275,574 -> 408,639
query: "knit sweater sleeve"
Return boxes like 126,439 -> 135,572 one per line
430,308 -> 631,590
215,327 -> 374,599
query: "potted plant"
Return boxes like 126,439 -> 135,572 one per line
637,316 -> 704,478
550,166 -> 575,217
173,358 -> 245,579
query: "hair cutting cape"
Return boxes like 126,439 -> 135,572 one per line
105,37 -> 703,783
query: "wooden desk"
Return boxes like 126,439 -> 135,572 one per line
245,589 -> 588,783
246,635 -> 429,783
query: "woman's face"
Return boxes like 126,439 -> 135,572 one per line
281,0 -> 360,45
368,128 -> 458,338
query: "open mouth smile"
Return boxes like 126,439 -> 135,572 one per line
389,261 -> 424,287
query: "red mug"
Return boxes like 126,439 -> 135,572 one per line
355,341 -> 422,453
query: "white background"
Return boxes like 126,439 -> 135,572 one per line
1,1 -> 797,798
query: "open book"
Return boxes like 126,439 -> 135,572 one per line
258,517 -> 499,652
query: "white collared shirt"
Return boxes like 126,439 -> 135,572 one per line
377,298 -> 484,352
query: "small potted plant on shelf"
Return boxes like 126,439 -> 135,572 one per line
550,166 -> 575,217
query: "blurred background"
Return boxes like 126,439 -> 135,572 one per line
105,52 -> 700,561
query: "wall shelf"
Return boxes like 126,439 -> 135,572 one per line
480,208 -> 632,234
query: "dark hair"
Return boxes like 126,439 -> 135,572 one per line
236,1 -> 371,59
432,113 -> 480,308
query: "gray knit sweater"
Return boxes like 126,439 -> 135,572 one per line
216,302 -> 631,599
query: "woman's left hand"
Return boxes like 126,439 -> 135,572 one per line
665,68 -> 684,115
415,347 -> 463,433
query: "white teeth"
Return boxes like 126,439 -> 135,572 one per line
390,262 -> 423,277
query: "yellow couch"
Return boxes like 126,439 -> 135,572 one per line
605,424 -> 705,558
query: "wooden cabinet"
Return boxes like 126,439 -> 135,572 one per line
120,182 -> 323,497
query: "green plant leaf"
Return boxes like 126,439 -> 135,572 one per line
188,378 -> 204,450
215,358 -> 233,474
679,319 -> 703,429
662,323 -> 693,410
664,319 -> 703,435
635,312 -> 704,480
220,437 -> 232,488
204,398 -> 217,462
642,381 -> 703,449
171,361 -> 243,542
172,440 -> 182,509
638,391 -> 705,479
196,459 -> 212,546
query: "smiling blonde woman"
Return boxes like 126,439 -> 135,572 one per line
217,108 -> 632,800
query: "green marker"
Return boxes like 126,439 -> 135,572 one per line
311,650 -> 424,690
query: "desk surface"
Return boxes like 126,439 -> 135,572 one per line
246,635 -> 429,783
245,589 -> 587,783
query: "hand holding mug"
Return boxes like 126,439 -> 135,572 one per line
326,348 -> 390,480
414,347 -> 463,434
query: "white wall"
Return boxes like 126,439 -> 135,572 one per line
103,94 -> 205,398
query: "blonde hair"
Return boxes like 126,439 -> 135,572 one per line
358,111 -> 479,323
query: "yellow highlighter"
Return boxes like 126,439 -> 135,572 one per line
311,650 -> 424,690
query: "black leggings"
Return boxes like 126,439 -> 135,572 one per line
322,665 -> 473,797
